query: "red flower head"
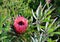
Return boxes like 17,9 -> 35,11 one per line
14,16 -> 28,34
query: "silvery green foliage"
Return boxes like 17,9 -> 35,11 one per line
31,2 -> 60,42
32,2 -> 55,32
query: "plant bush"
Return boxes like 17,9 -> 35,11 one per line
0,0 -> 60,42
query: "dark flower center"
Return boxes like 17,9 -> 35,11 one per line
18,21 -> 24,25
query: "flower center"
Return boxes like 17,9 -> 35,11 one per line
18,21 -> 24,25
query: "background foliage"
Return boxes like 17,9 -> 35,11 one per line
0,0 -> 60,42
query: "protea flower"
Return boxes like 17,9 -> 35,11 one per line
46,0 -> 51,4
14,16 -> 28,34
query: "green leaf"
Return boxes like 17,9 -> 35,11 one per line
0,30 -> 2,34
0,14 -> 2,34
48,28 -> 54,34
48,24 -> 60,34
47,38 -> 56,42
43,15 -> 51,22
52,32 -> 60,35
45,8 -> 55,17
0,36 -> 7,40
48,18 -> 57,28
32,9 -> 37,20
